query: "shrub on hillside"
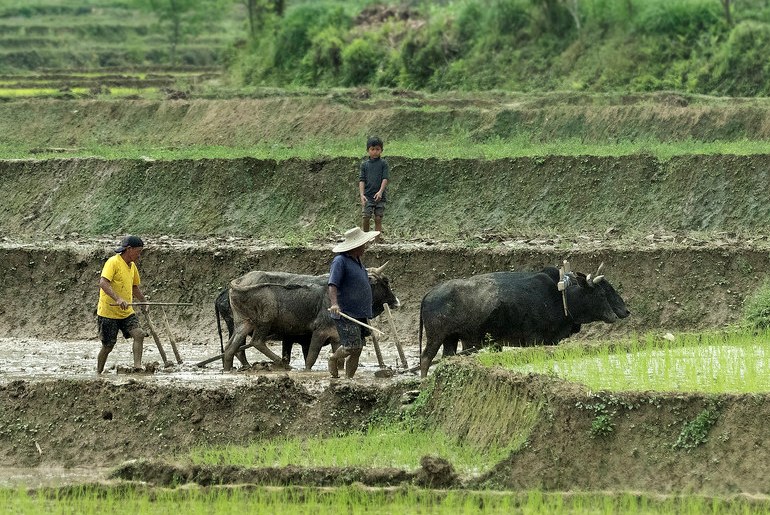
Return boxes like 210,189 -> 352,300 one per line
400,24 -> 459,89
633,0 -> 723,40
272,4 -> 350,72
301,26 -> 345,85
700,21 -> 770,96
374,50 -> 401,87
341,37 -> 384,86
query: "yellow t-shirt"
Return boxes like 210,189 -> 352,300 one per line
97,254 -> 141,319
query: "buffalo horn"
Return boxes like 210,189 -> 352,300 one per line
596,262 -> 605,275
586,273 -> 605,286
370,261 -> 389,275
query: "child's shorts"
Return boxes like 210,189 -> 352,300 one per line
362,199 -> 385,217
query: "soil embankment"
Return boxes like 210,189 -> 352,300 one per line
3,361 -> 769,496
3,155 -> 770,240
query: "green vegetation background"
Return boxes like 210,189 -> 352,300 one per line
233,0 -> 770,96
5,0 -> 770,98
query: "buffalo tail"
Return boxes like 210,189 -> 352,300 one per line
418,302 -> 423,360
215,302 -> 224,356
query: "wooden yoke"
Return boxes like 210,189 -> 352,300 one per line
557,259 -> 570,317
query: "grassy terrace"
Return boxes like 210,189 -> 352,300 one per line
5,138 -> 770,161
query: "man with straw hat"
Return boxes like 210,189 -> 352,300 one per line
327,227 -> 380,378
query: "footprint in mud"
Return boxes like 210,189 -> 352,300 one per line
116,362 -> 162,374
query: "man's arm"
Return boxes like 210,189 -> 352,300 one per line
328,284 -> 340,315
99,277 -> 128,310
132,285 -> 148,312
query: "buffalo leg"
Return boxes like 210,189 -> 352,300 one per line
251,332 -> 284,364
304,333 -> 329,371
420,336 -> 446,378
236,348 -> 250,368
281,339 -> 293,366
224,321 -> 253,371
299,335 -> 311,362
442,340 -> 459,357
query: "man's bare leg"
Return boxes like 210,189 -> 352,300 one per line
130,327 -> 145,370
345,347 -> 363,378
97,345 -> 111,374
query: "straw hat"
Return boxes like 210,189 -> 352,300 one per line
332,227 -> 380,253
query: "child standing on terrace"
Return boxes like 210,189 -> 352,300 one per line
359,136 -> 389,241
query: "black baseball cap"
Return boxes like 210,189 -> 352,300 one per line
114,235 -> 144,253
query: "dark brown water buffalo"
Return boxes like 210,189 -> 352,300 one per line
418,265 -> 630,377
223,265 -> 399,371
215,287 -> 314,368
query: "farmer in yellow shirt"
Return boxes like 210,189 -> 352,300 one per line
96,235 -> 148,373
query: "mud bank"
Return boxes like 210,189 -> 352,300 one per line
6,360 -> 768,495
0,375 -> 419,469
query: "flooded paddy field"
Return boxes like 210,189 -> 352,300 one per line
3,241 -> 770,501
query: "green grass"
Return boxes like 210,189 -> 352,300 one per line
4,136 -> 770,161
477,330 -> 770,393
0,87 -> 159,98
187,425 -> 511,476
5,485 -> 770,514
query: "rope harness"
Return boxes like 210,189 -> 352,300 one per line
557,260 -> 572,317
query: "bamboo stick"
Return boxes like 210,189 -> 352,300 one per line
110,302 -> 193,306
161,307 -> 183,364
384,304 -> 407,368
337,311 -> 385,335
142,311 -> 170,367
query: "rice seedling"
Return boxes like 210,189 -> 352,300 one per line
0,88 -> 60,97
477,329 -> 770,393
186,425 -> 511,475
4,484 -> 770,514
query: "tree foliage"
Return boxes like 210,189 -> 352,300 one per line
136,0 -> 228,65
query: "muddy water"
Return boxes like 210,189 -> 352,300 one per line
0,337 -> 420,387
0,467 -> 112,488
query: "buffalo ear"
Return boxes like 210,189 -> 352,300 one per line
575,272 -> 589,288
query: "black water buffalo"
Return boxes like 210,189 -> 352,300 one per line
418,265 -> 630,377
215,287 -> 314,368
223,265 -> 399,371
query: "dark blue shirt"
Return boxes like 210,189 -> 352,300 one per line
359,157 -> 389,201
329,253 -> 372,319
